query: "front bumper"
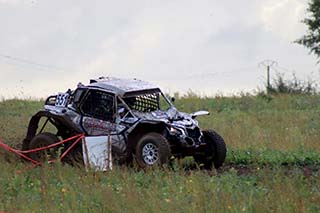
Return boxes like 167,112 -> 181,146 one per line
167,126 -> 207,157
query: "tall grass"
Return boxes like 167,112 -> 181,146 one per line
0,99 -> 42,148
0,163 -> 319,212
174,93 -> 320,152
0,95 -> 319,212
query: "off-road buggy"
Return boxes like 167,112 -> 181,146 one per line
21,77 -> 226,169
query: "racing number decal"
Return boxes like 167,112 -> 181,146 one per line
55,93 -> 70,107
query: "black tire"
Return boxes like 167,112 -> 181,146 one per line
29,132 -> 61,162
194,130 -> 226,169
135,133 -> 171,168
111,146 -> 130,166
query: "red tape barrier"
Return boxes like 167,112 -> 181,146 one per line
0,134 -> 85,172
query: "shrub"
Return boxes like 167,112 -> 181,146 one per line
266,72 -> 318,95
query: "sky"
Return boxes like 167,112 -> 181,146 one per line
0,0 -> 319,99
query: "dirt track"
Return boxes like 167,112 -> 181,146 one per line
1,148 -> 319,177
181,163 -> 320,177
218,163 -> 320,177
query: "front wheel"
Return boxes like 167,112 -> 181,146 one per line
135,133 -> 171,168
194,130 -> 226,169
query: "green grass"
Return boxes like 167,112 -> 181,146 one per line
174,93 -> 320,152
0,164 -> 319,212
0,99 -> 42,147
0,94 -> 320,212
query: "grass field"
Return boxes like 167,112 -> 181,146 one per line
0,94 -> 319,212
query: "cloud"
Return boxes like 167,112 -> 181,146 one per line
83,1 -> 258,76
260,0 -> 307,41
0,0 -> 22,5
0,0 -> 317,98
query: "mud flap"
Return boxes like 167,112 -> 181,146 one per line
82,136 -> 112,171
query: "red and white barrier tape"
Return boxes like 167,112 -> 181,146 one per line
0,134 -> 85,172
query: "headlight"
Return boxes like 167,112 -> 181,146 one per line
169,127 -> 182,135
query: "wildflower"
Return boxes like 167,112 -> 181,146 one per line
61,188 -> 67,193
228,206 -> 232,209
165,198 -> 171,203
257,167 -> 260,171
242,207 -> 246,212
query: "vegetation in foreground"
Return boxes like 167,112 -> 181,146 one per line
0,163 -> 319,212
0,94 -> 319,212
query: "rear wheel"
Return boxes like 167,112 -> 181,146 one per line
194,130 -> 226,169
135,133 -> 171,168
29,132 -> 61,162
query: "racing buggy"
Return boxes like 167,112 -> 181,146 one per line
21,77 -> 226,169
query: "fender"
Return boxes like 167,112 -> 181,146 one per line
126,121 -> 168,152
21,110 -> 83,151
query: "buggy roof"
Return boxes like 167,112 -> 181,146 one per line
88,77 -> 161,97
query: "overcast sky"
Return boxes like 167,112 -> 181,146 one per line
0,0 -> 318,98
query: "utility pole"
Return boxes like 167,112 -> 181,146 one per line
259,60 -> 278,93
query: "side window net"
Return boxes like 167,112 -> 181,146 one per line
81,90 -> 115,121
125,94 -> 159,113
72,88 -> 86,110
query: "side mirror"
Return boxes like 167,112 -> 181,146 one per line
190,111 -> 210,119
171,97 -> 176,103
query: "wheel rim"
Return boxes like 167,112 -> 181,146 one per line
142,143 -> 159,165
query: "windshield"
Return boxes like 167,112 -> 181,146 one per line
123,92 -> 171,113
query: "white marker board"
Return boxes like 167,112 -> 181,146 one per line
82,136 -> 112,171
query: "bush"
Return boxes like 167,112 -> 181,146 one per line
266,73 -> 318,95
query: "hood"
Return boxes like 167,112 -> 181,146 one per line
131,107 -> 198,128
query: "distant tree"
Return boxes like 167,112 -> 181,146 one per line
296,0 -> 320,59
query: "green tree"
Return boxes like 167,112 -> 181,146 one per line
296,0 -> 320,59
